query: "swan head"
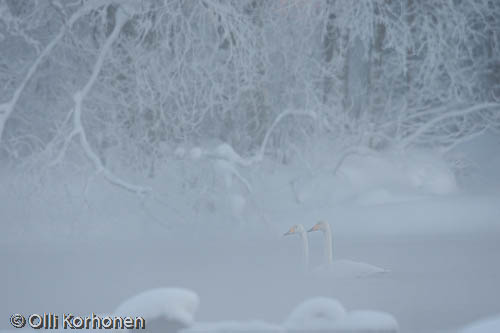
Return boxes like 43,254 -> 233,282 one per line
284,224 -> 305,236
308,221 -> 329,233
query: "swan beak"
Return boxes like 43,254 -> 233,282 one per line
283,227 -> 295,236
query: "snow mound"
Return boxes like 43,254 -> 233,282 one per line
354,187 -> 420,205
460,315 -> 500,333
181,320 -> 284,332
190,147 -> 203,160
284,297 -> 347,331
340,149 -> 458,196
403,150 -> 458,195
311,259 -> 389,279
113,288 -> 199,328
284,297 -> 398,332
335,310 -> 399,332
174,146 -> 186,159
215,143 -> 248,166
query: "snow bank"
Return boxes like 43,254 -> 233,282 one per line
460,315 -> 500,333
283,297 -> 347,330
284,297 -> 398,332
335,310 -> 399,332
339,149 -> 458,196
181,320 -> 284,333
113,288 -> 199,327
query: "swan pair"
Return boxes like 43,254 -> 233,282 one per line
284,221 -> 388,278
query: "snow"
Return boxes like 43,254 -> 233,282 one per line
336,310 -> 399,332
2,1 -> 500,332
460,315 -> 500,333
190,147 -> 203,160
214,143 -> 249,166
284,297 -> 347,331
339,149 -> 458,196
182,320 -> 284,333
230,194 -> 246,219
113,288 -> 199,328
1,135 -> 500,333
174,147 -> 187,159
284,298 -> 398,332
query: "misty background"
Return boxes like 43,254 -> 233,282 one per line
1,1 -> 500,332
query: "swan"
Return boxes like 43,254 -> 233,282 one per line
308,221 -> 389,278
113,287 -> 199,333
283,224 -> 309,271
284,297 -> 398,332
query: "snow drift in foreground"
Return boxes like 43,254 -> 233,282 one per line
113,288 -> 199,331
111,289 -> 398,333
284,297 -> 398,333
182,320 -> 285,333
283,297 -> 347,331
460,314 -> 500,333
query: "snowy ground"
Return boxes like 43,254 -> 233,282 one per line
2,134 -> 500,332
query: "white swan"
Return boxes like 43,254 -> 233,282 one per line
283,224 -> 309,271
113,288 -> 199,333
308,221 -> 389,278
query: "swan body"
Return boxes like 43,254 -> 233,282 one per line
311,259 -> 388,278
284,221 -> 388,277
308,221 -> 389,278
113,288 -> 199,332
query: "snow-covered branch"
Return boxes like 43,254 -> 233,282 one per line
1,0 -> 499,183
399,103 -> 500,149
0,0 -> 126,143
53,5 -> 150,194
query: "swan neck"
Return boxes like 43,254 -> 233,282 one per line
323,226 -> 333,265
299,229 -> 309,271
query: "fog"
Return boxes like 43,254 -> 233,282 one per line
1,1 -> 500,333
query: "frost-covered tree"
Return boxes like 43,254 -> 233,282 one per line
0,0 -> 499,184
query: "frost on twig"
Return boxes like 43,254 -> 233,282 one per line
48,5 -> 150,195
197,109 -> 316,194
0,0 -> 130,143
398,103 -> 500,151
206,109 -> 317,167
